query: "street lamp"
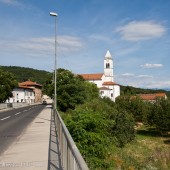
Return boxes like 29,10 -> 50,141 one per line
50,12 -> 58,110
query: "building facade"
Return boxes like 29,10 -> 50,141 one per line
7,87 -> 35,104
80,50 -> 120,101
19,80 -> 42,103
7,80 -> 42,104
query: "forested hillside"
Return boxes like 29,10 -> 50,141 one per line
121,85 -> 170,98
1,65 -> 169,97
0,66 -> 52,84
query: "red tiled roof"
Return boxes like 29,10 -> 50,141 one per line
102,81 -> 119,86
99,87 -> 110,90
134,93 -> 167,101
79,73 -> 103,80
18,85 -> 34,89
19,80 -> 42,87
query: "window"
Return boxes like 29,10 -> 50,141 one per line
100,91 -> 104,95
111,93 -> 113,97
106,63 -> 110,68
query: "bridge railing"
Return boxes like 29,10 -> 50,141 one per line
54,109 -> 89,170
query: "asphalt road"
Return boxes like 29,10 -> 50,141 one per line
0,104 -> 46,155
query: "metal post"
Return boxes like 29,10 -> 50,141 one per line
50,12 -> 58,110
54,15 -> 57,110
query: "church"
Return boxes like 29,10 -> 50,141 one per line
80,50 -> 120,102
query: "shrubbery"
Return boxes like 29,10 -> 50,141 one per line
0,69 -> 17,102
43,68 -> 170,169
64,98 -> 135,169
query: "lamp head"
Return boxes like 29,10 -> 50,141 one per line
50,12 -> 58,17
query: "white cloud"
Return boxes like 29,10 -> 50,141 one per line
146,81 -> 170,89
58,35 -> 84,52
0,35 -> 84,58
89,34 -> 111,42
121,73 -> 135,77
116,21 -> 166,41
140,63 -> 163,68
0,0 -> 21,6
136,75 -> 153,78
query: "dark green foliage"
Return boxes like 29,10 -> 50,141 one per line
0,69 -> 17,102
42,73 -> 53,97
84,81 -> 99,100
147,99 -> 170,134
0,66 -> 50,84
121,85 -> 170,98
113,111 -> 135,147
116,95 -> 149,122
42,68 -> 99,111
57,69 -> 94,112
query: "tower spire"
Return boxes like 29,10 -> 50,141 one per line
105,50 -> 112,59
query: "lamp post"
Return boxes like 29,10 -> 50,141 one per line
50,12 -> 58,110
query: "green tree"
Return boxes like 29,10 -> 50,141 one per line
147,99 -> 170,134
42,73 -> 53,97
112,111 -> 135,147
116,95 -> 149,122
0,69 -> 17,103
57,69 -> 87,112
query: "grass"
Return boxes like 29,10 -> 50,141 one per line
108,125 -> 170,170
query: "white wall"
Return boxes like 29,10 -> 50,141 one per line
7,88 -> 35,104
113,85 -> 120,102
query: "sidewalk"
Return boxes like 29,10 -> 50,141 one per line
0,106 -> 52,170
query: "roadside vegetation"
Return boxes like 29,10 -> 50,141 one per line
0,69 -> 17,103
43,68 -> 170,169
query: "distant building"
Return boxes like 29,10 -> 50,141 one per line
42,95 -> 53,104
80,50 -> 120,101
7,80 -> 42,104
7,86 -> 35,104
132,93 -> 167,102
19,80 -> 42,103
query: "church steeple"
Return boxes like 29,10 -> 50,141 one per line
104,50 -> 114,81
105,50 -> 112,59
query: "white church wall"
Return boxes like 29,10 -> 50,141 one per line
99,89 -> 112,99
113,85 -> 120,102
89,79 -> 103,87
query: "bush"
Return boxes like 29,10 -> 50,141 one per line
64,98 -> 136,169
113,111 -> 135,147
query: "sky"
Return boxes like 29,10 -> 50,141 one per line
0,0 -> 170,89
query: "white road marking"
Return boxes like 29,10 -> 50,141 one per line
23,110 -> 27,112
15,112 -> 21,115
1,116 -> 11,120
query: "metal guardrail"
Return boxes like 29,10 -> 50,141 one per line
54,109 -> 89,170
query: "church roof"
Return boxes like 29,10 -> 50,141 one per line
105,50 -> 112,59
99,87 -> 110,90
102,81 -> 119,86
80,73 -> 103,80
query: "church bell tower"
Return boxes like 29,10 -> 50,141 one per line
104,50 -> 114,82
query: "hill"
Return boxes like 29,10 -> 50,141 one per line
0,66 -> 52,85
0,66 -> 169,97
120,85 -> 170,98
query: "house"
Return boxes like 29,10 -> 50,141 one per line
7,86 -> 35,104
7,80 -> 42,104
80,50 -> 120,101
133,93 -> 167,102
19,80 -> 42,103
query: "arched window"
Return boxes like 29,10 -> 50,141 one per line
106,63 -> 110,68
